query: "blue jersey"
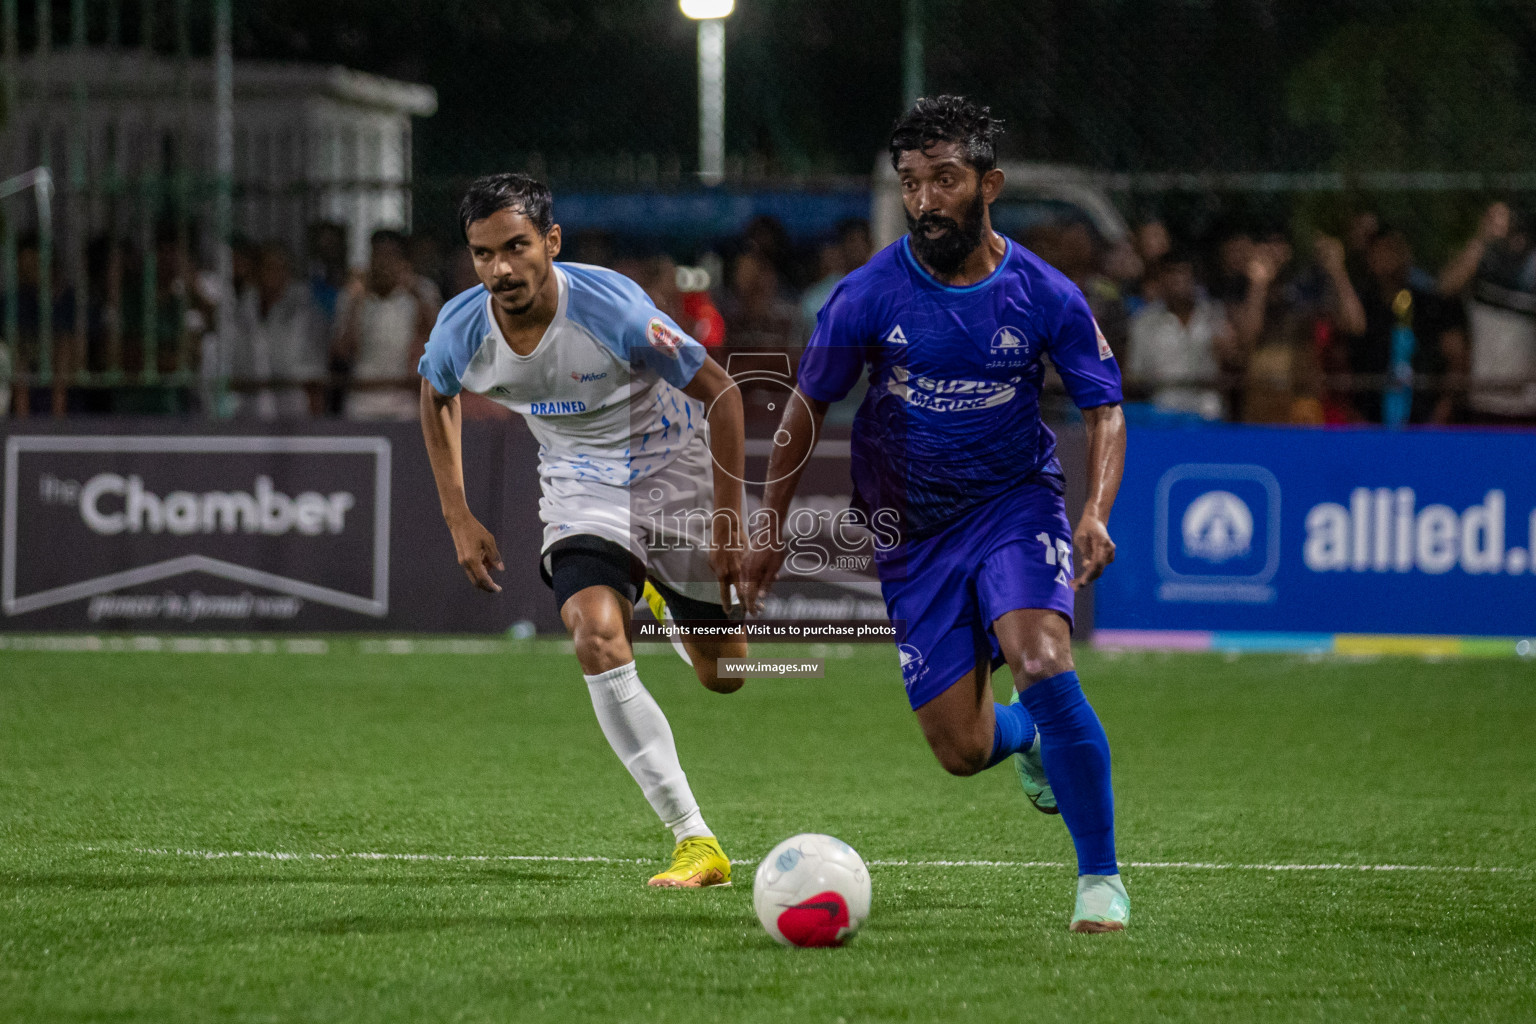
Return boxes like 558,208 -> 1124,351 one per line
796,235 -> 1123,541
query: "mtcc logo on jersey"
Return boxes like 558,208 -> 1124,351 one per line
1182,490 -> 1253,563
896,643 -> 925,684
990,326 -> 1029,357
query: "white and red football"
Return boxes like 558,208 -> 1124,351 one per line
753,833 -> 871,948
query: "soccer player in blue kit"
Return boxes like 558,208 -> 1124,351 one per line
740,97 -> 1130,931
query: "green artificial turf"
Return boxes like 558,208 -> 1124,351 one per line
1,641 -> 1533,1023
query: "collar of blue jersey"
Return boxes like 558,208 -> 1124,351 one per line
900,234 -> 1014,293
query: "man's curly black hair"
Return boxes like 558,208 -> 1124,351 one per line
888,95 -> 1004,175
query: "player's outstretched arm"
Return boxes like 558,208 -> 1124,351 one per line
1073,403 -> 1126,591
740,389 -> 830,614
419,378 -> 504,594
681,357 -> 746,610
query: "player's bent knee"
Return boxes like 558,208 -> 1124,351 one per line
572,628 -> 630,674
690,639 -> 747,693
1004,632 -> 1075,687
1010,649 -> 1074,688
699,668 -> 744,694
994,610 -> 1075,687
692,652 -> 745,693
567,614 -> 631,674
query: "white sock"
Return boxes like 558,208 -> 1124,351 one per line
584,662 -> 712,842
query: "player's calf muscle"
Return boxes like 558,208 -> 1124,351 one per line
927,728 -> 991,776
917,673 -> 994,776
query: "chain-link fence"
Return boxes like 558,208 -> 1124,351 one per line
1,0 -> 431,417
913,1 -> 1536,426
7,0 -> 1536,425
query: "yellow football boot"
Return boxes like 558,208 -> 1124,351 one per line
647,835 -> 732,888
642,579 -> 669,623
641,580 -> 694,667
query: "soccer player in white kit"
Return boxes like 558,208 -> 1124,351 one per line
418,174 -> 746,887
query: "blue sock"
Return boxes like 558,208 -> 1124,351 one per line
1017,670 -> 1118,876
984,699 -> 1037,769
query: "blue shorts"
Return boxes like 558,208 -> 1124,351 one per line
879,481 -> 1076,710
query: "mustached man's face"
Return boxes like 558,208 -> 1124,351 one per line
896,140 -> 1003,276
466,208 -> 562,317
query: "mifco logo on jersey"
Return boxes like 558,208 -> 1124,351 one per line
2,435 -> 392,622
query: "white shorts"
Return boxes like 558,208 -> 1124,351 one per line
538,434 -> 722,606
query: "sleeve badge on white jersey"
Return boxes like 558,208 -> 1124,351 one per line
647,317 -> 684,359
1094,318 -> 1114,360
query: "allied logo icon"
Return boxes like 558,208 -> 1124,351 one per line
1182,490 -> 1254,563
1154,463 -> 1281,604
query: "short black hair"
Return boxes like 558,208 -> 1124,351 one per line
458,173 -> 554,241
889,95 -> 1003,175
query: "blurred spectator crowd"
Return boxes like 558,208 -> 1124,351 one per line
4,201 -> 1536,429
0,221 -> 462,421
1033,202 -> 1536,429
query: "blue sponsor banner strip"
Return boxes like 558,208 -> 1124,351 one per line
554,190 -> 869,242
1093,629 -> 1534,658
1211,631 -> 1334,653
1094,424 -> 1536,637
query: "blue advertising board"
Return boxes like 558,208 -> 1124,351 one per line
1093,425 -> 1536,642
555,190 -> 869,243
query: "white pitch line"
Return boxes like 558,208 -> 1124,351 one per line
119,848 -> 1521,874
1121,860 -> 1514,873
128,848 -> 652,865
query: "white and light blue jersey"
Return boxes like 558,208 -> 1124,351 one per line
418,262 -> 707,487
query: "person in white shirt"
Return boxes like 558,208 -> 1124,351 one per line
336,229 -> 435,420
228,242 -> 329,419
1127,252 -> 1239,420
